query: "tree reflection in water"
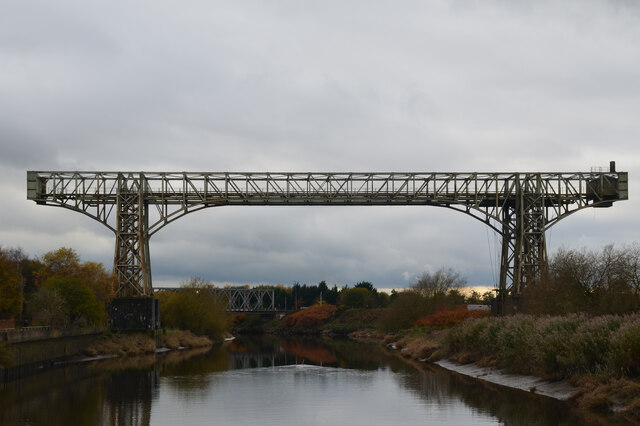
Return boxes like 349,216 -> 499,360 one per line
0,335 -> 625,425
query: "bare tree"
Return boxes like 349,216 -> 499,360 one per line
411,267 -> 466,298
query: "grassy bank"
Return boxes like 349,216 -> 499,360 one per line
444,313 -> 640,380
263,302 -> 640,419
442,313 -> 640,417
83,329 -> 212,357
358,313 -> 640,420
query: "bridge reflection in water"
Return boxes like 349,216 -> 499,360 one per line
0,336 -> 612,426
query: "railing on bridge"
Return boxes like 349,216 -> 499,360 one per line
154,287 -> 275,313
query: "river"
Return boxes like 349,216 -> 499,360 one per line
0,335 -> 607,425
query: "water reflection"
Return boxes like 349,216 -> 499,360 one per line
103,370 -> 156,426
0,335 -> 621,425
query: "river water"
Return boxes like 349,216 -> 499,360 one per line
0,335 -> 604,425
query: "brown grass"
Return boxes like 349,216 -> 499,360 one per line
83,329 -> 212,357
413,305 -> 491,329
84,333 -> 156,357
393,331 -> 446,361
161,329 -> 212,349
572,375 -> 640,416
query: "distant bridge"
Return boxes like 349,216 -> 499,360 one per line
27,165 -> 627,298
154,287 -> 275,313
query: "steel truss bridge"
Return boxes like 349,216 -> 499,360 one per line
154,287 -> 275,313
27,167 -> 627,298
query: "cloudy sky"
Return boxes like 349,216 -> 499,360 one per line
1,0 -> 639,290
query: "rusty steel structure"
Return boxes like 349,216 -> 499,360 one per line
27,166 -> 627,297
154,287 -> 275,313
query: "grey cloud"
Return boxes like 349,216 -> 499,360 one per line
1,0 -> 639,288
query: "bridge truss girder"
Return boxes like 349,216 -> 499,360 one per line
154,287 -> 275,313
27,170 -> 628,297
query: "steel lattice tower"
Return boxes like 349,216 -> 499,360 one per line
27,166 -> 627,298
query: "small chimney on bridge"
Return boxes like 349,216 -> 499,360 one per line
610,161 -> 616,173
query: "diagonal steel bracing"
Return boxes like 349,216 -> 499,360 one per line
154,287 -> 275,313
27,169 -> 628,297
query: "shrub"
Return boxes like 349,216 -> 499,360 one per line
378,291 -> 430,332
282,304 -> 336,330
413,305 -> 490,329
340,288 -> 374,308
157,278 -> 228,339
444,312 -> 640,380
609,316 -> 640,377
44,277 -> 105,326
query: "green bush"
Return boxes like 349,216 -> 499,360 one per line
157,278 -> 228,339
340,287 -> 374,308
44,276 -> 105,326
378,291 -> 430,332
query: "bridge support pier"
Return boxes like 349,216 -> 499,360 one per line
499,174 -> 549,297
107,297 -> 160,330
114,174 -> 152,297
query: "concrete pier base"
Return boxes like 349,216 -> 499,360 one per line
107,297 -> 160,330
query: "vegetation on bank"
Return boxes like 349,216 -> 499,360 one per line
442,313 -> 640,417
0,246 -> 116,328
155,278 -> 228,340
281,304 -> 336,333
521,244 -> 640,315
83,329 -> 212,357
445,313 -> 640,380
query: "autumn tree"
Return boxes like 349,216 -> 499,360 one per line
44,277 -> 106,326
77,262 -> 117,304
0,250 -> 22,318
2,247 -> 43,295
26,247 -> 116,327
41,247 -> 80,281
39,247 -> 116,303
157,278 -> 228,338
27,288 -> 69,329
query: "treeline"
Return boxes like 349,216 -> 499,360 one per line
276,267 -> 495,334
0,246 -> 116,327
522,244 -> 640,315
378,267 -> 492,331
255,280 -> 391,310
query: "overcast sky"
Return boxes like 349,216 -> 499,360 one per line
1,0 -> 639,290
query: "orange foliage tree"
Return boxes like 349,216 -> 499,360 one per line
39,247 -> 116,305
0,251 -> 22,318
282,304 -> 337,330
413,305 -> 490,329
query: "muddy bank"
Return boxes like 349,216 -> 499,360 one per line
435,359 -> 576,400
350,328 -> 640,422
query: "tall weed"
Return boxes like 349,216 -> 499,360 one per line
445,312 -> 640,379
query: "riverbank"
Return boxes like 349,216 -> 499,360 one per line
82,329 -> 214,357
348,317 -> 640,423
0,328 -> 217,382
